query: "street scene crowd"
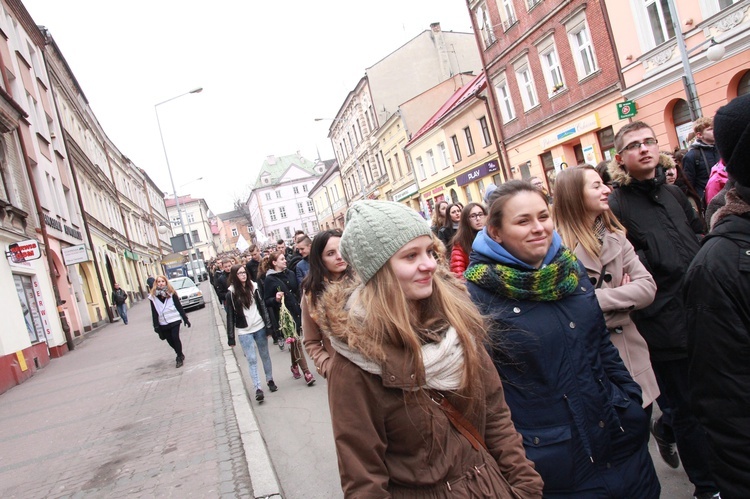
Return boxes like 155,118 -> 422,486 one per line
169,95 -> 750,498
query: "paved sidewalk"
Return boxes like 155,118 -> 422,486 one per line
0,283 -> 265,498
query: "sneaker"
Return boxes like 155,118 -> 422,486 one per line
278,338 -> 285,351
176,356 -> 183,368
291,365 -> 301,379
267,380 -> 278,392
694,493 -> 721,499
255,389 -> 264,402
304,371 -> 315,386
650,418 -> 680,469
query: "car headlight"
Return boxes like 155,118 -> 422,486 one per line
190,291 -> 202,297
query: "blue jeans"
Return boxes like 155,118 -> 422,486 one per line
238,328 -> 273,390
116,303 -> 128,324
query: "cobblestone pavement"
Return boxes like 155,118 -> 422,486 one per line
0,282 -> 255,498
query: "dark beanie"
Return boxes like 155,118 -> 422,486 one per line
714,94 -> 750,186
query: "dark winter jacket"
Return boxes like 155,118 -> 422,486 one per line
245,259 -> 260,282
295,258 -> 310,288
437,225 -> 457,256
112,288 -> 127,306
684,192 -> 750,498
467,252 -> 658,497
225,283 -> 273,346
214,271 -> 230,304
608,159 -> 703,361
683,140 -> 720,199
263,269 -> 301,332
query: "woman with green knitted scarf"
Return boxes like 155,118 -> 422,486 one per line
466,180 -> 660,498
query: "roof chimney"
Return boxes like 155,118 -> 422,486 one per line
430,22 -> 441,32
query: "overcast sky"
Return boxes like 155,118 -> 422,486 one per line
22,1 -> 475,214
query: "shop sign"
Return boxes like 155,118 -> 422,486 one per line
540,113 -> 600,149
62,244 -> 90,265
124,249 -> 139,261
617,100 -> 637,119
457,160 -> 499,186
394,183 -> 418,202
6,239 -> 42,263
431,186 -> 444,195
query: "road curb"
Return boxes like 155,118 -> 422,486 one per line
211,293 -> 283,499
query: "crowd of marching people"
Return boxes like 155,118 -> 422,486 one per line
203,95 -> 749,498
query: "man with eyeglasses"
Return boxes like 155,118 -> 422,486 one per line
608,121 -> 718,499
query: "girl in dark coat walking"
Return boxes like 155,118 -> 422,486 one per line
465,181 -> 659,498
261,251 -> 315,386
149,275 -> 191,368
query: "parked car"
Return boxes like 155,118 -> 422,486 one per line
186,259 -> 209,282
169,277 -> 205,310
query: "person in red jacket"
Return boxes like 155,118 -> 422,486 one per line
450,203 -> 487,280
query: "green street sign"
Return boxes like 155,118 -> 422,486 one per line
617,100 -> 637,119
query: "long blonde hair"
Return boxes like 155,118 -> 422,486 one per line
348,262 -> 488,411
149,274 -> 176,297
554,165 -> 625,257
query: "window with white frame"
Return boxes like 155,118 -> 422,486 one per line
275,190 -> 282,199
279,206 -> 287,218
537,35 -> 565,94
437,142 -> 450,169
494,74 -> 516,123
416,156 -> 426,179
312,220 -> 319,232
307,200 -> 314,212
332,185 -> 339,201
565,11 -> 598,79
526,0 -> 543,10
264,192 -> 271,201
186,212 -> 195,223
269,208 -> 277,221
500,0 -> 517,30
644,0 -> 675,47
231,227 -> 238,237
464,127 -> 476,155
303,184 -> 308,192
297,202 -> 305,215
476,1 -> 496,48
427,150 -> 437,174
284,227 -> 292,238
514,58 -> 539,110
479,117 -> 492,147
293,186 -> 299,194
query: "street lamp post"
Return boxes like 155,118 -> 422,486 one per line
155,87 -> 203,282
666,0 -> 725,121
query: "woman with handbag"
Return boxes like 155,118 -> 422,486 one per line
321,200 -> 543,498
465,180 -> 660,497
149,275 -> 191,368
261,251 -> 315,386
226,264 -> 277,403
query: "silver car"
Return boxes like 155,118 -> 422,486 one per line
169,277 -> 205,311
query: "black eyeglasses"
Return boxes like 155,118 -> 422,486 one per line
468,213 -> 486,220
618,138 -> 658,153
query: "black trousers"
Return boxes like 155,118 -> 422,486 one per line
162,321 -> 183,358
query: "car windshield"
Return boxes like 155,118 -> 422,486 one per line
170,278 -> 196,290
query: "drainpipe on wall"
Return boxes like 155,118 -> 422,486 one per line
466,0 -> 513,182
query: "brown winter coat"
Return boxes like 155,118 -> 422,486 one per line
301,293 -> 336,378
574,230 -> 660,407
320,282 -> 543,498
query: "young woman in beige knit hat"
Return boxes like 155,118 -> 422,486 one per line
318,200 -> 542,498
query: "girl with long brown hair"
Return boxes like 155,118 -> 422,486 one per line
149,275 -> 191,368
322,200 -> 542,497
449,202 -> 487,280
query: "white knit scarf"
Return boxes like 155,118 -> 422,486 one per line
329,326 -> 465,391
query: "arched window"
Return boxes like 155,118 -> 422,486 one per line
738,71 -> 750,97
672,99 -> 693,150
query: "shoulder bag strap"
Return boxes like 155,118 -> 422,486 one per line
595,264 -> 608,289
430,390 -> 487,451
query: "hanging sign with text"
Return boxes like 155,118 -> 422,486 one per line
6,239 -> 42,263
